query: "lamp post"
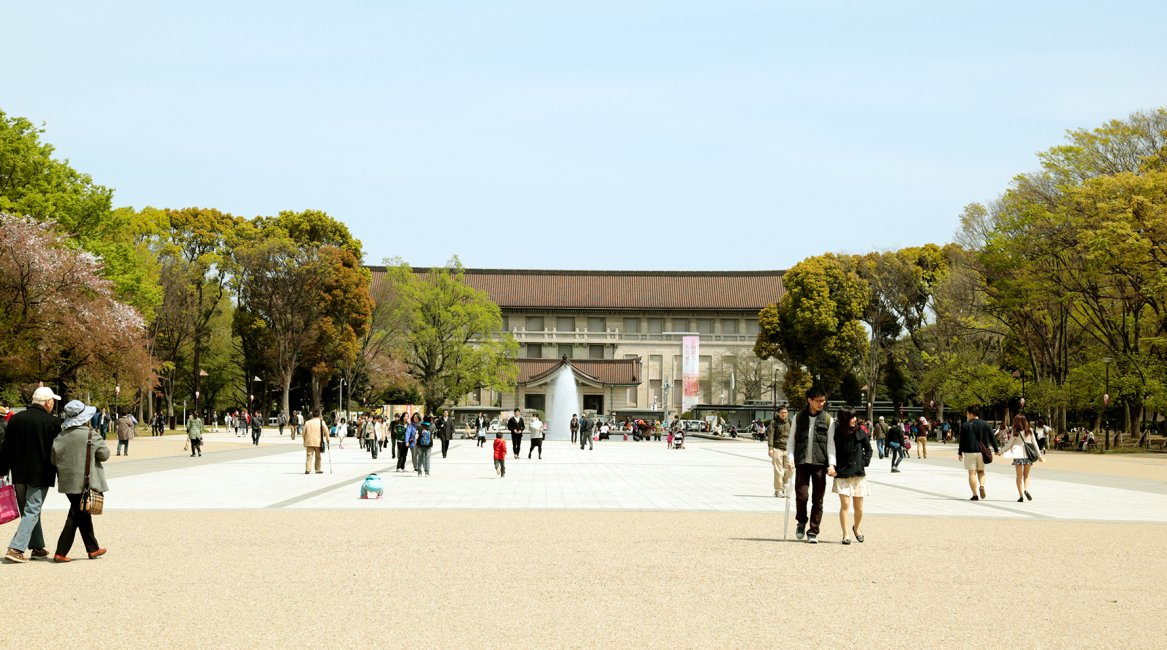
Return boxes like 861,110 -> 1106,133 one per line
1102,356 -> 1112,450
339,377 -> 347,423
114,375 -> 120,419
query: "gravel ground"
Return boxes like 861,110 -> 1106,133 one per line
6,510 -> 1165,648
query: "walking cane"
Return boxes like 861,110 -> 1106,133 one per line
783,478 -> 792,541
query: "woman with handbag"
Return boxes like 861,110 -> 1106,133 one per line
50,400 -> 109,562
999,414 -> 1042,502
829,410 -> 873,545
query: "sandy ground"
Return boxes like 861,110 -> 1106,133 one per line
1035,450 -> 1167,483
6,510 -> 1165,649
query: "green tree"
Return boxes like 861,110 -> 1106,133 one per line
383,258 -> 518,415
754,254 -> 867,398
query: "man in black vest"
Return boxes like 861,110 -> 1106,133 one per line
507,409 -> 525,459
785,386 -> 837,544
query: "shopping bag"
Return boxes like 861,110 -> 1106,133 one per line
0,479 -> 20,525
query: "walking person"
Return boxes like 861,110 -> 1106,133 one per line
439,409 -> 454,458
1033,418 -> 1051,453
1000,414 -> 1042,502
115,412 -> 135,456
474,413 -> 489,448
528,415 -> 544,459
278,411 -> 287,436
493,431 -> 507,477
886,419 -> 906,473
394,414 -> 409,471
416,415 -> 434,476
49,400 -> 109,562
768,405 -> 793,498
579,414 -> 593,450
302,410 -> 327,474
830,409 -> 873,545
507,409 -> 525,459
915,417 -> 929,459
251,412 -> 263,446
0,386 -> 62,563
186,411 -> 204,457
785,387 -> 836,544
958,405 -> 998,501
873,416 -> 888,459
406,413 -> 421,474
570,414 -> 579,445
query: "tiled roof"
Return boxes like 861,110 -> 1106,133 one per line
367,268 -> 785,311
517,357 -> 640,386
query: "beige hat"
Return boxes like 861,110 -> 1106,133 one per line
32,386 -> 62,403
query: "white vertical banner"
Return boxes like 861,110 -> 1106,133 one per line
682,335 -> 700,413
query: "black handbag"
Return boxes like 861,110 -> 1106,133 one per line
1024,440 -> 1042,463
978,441 -> 993,464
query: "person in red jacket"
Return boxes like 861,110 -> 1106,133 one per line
492,432 -> 507,478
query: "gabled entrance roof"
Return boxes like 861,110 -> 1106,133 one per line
518,356 -> 640,388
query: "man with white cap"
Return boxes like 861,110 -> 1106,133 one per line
873,416 -> 889,459
0,386 -> 63,563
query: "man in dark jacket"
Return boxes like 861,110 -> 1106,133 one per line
958,405 -> 998,501
1,387 -> 63,563
438,410 -> 454,458
785,387 -> 836,544
506,409 -> 525,459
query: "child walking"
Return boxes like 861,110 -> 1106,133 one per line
493,432 -> 507,477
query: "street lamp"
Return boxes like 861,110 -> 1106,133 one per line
114,375 -> 121,419
339,377 -> 347,423
1102,356 -> 1113,449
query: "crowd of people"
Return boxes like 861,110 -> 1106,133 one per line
0,383 -> 1065,560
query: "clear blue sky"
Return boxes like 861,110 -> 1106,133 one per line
3,1 -> 1165,270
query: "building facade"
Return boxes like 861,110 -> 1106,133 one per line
367,268 -> 786,420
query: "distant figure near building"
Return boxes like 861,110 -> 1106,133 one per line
474,413 -> 489,448
115,413 -> 135,456
873,416 -> 888,459
507,409 -> 525,459
570,414 -> 579,444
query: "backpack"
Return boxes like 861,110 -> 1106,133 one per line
419,427 -> 433,448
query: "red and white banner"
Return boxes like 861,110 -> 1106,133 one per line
682,335 -> 700,413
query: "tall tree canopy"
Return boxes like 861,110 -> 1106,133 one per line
382,259 -> 517,415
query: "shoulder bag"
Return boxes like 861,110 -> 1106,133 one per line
80,434 -> 105,515
1024,437 -> 1043,463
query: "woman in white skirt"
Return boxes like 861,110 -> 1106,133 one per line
828,409 -> 873,545
999,414 -> 1042,502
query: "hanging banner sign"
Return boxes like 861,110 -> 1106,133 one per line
682,335 -> 700,413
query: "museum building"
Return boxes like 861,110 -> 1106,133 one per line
366,268 -> 786,420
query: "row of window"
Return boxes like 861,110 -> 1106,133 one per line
506,316 -> 759,336
525,344 -> 607,359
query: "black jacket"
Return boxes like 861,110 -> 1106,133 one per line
507,416 -> 525,434
885,425 -> 904,445
0,404 -> 62,486
834,429 -> 873,478
959,419 -> 997,454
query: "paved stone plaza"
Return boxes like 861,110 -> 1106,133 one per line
42,432 -> 1167,523
12,432 -> 1167,649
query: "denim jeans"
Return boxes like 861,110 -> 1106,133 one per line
9,484 -> 48,552
418,447 -> 432,474
876,439 -> 886,458
889,443 -> 903,469
117,439 -> 130,455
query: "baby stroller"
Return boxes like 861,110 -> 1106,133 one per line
672,430 -> 685,449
